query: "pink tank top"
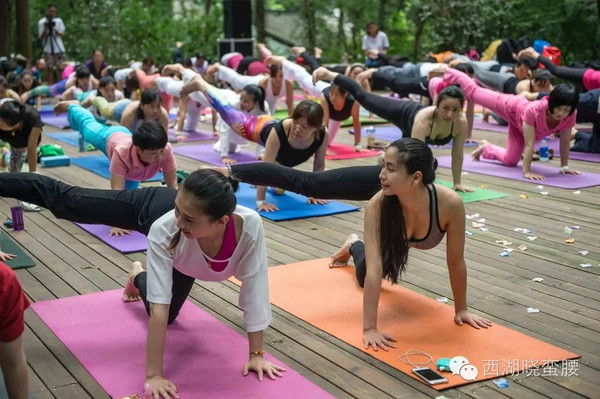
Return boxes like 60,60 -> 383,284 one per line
203,216 -> 237,272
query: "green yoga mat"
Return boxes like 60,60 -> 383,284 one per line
0,231 -> 36,269
437,180 -> 509,203
273,109 -> 388,126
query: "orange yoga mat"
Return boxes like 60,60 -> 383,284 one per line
242,258 -> 580,390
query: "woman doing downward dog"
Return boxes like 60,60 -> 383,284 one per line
312,67 -> 473,192
443,68 -> 580,180
177,65 -> 329,212
0,170 -> 284,398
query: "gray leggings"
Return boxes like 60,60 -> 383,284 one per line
470,63 -> 517,93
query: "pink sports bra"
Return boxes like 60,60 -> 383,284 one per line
202,215 -> 237,272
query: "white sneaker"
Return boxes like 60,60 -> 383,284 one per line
20,201 -> 41,212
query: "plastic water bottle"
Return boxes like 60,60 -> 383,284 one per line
366,126 -> 376,147
10,200 -> 24,231
539,138 -> 549,162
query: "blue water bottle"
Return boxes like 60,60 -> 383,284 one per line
539,138 -> 549,162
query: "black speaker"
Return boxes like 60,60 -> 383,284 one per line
218,38 -> 254,58
223,0 -> 252,39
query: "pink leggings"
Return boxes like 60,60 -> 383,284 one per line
444,68 -> 529,166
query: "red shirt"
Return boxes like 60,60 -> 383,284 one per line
0,262 -> 30,342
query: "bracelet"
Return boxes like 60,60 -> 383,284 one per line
560,165 -> 570,172
256,200 -> 266,208
249,350 -> 265,357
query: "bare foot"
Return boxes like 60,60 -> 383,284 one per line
482,108 -> 491,123
123,261 -> 144,302
180,75 -> 207,97
314,47 -> 323,58
205,63 -> 220,83
264,55 -> 286,66
330,234 -> 359,267
312,66 -> 336,85
290,46 -> 306,57
54,100 -> 79,115
471,140 -> 487,161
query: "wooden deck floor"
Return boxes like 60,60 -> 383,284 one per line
2,115 -> 599,399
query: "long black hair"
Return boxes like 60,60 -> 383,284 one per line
379,138 -> 437,283
136,87 -> 161,120
168,169 -> 240,251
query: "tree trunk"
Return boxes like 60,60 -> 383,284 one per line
597,0 -> 600,22
337,6 -> 348,54
0,0 -> 13,57
16,0 -> 32,59
413,18 -> 427,61
304,0 -> 316,50
255,0 -> 266,43
378,0 -> 387,30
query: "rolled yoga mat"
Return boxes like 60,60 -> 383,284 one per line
235,183 -> 359,222
71,155 -> 163,182
173,143 -> 259,166
0,231 -> 36,269
31,289 -> 335,399
231,258 -> 580,390
436,155 -> 600,189
75,223 -> 147,253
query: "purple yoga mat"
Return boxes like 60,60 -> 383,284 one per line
75,223 -> 147,253
349,127 -> 478,149
436,155 -> 600,189
534,137 -> 600,163
40,113 -> 71,129
31,290 -> 334,399
167,127 -> 215,142
173,143 -> 259,166
472,118 -> 508,133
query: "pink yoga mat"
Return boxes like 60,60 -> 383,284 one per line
173,143 -> 259,166
75,223 -> 147,253
326,143 -> 380,160
472,118 -> 508,133
167,128 -> 215,143
534,137 -> 600,163
31,290 -> 334,399
436,155 -> 600,189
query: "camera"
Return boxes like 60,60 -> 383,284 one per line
47,17 -> 55,30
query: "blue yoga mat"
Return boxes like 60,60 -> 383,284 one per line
40,112 -> 71,129
71,155 -> 163,182
235,183 -> 359,221
46,131 -> 79,147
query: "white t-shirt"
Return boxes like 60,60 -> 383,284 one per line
146,206 -> 272,332
361,31 -> 389,52
37,17 -> 66,54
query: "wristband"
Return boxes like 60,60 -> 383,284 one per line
560,165 -> 570,173
256,200 -> 266,208
249,350 -> 265,357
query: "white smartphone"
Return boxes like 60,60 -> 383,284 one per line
412,367 -> 449,385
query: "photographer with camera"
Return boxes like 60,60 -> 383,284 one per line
38,4 -> 66,85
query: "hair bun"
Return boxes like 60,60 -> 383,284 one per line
228,176 -> 240,193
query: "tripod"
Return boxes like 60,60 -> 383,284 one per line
40,17 -> 60,84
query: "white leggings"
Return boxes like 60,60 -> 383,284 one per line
282,60 -> 329,97
217,65 -> 263,91
328,120 -> 342,145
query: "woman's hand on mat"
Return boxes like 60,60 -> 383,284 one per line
307,197 -> 330,205
453,184 -> 475,193
363,329 -> 397,351
243,356 -> 286,381
454,310 -> 493,329
523,172 -> 545,181
221,156 -> 237,165
258,202 -> 279,213
144,376 -> 179,399
109,227 -> 132,237
561,168 -> 581,176
0,250 -> 17,261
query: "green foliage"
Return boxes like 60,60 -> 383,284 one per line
21,0 -> 600,67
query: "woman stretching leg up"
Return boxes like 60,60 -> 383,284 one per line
173,64 -> 330,212
0,170 -> 285,398
443,68 -> 580,180
313,67 -> 473,192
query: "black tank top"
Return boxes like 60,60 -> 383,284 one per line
262,120 -> 325,167
425,110 -> 454,146
323,87 -> 355,121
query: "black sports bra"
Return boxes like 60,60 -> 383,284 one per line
426,110 -> 454,146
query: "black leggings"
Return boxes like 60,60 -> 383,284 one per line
333,73 -> 420,136
299,52 -> 346,75
229,163 -> 381,201
372,72 -> 430,98
350,241 -> 366,287
134,268 -> 195,324
537,56 -> 587,86
0,173 -> 176,235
